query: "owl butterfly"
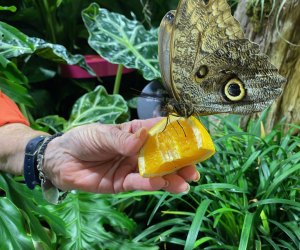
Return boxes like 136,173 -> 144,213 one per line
158,0 -> 286,117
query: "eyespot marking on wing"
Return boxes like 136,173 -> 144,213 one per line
223,78 -> 246,102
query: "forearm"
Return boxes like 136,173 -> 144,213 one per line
0,123 -> 49,175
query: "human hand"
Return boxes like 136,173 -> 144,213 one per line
43,118 -> 200,194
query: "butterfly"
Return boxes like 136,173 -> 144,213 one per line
158,0 -> 286,117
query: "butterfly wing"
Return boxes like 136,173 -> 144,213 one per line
158,10 -> 178,100
161,0 -> 286,115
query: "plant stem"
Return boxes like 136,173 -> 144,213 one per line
19,104 -> 28,120
113,64 -> 124,95
19,104 -> 34,124
42,0 -> 57,43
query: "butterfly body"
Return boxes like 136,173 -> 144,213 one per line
158,0 -> 286,116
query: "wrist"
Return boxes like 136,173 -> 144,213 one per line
42,135 -> 64,189
23,133 -> 65,204
0,124 -> 49,175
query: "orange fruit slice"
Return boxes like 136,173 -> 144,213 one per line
138,115 -> 215,177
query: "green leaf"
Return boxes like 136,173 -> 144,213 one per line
208,207 -> 244,217
248,198 -> 300,210
100,190 -> 164,199
261,236 -> 281,250
0,174 -> 66,249
0,21 -> 93,74
82,3 -> 160,81
264,164 -> 300,198
47,192 -> 137,250
194,183 -> 247,193
259,209 -> 270,235
36,115 -> 67,133
133,218 -> 186,242
238,212 -> 254,250
269,219 -> 299,247
184,199 -> 212,250
56,0 -> 63,8
22,56 -> 57,83
67,85 -> 129,129
194,237 -> 217,248
0,197 -> 34,250
232,150 -> 261,183
147,192 -> 169,225
36,85 -> 130,132
0,56 -> 28,87
0,55 -> 34,106
0,6 -> 17,12
2,174 -> 63,242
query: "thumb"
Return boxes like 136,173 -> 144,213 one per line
112,127 -> 149,156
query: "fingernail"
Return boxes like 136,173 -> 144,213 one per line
163,180 -> 169,188
193,171 -> 200,182
182,184 -> 190,194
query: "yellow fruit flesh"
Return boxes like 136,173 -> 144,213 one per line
138,116 -> 215,177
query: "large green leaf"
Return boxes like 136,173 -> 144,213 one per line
0,197 -> 34,250
82,3 -> 161,81
46,192 -> 137,250
0,174 -> 66,249
0,55 -> 34,106
36,115 -> 67,134
0,21 -> 92,74
67,85 -> 129,129
37,85 -> 130,132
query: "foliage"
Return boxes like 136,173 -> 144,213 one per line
0,55 -> 33,107
82,3 -> 160,81
111,113 -> 299,249
0,1 -> 299,250
0,20 -> 93,111
0,197 -> 34,250
36,85 -> 130,133
1,112 -> 299,249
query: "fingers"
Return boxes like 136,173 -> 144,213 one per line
121,117 -> 163,133
107,117 -> 164,157
162,174 -> 190,193
122,167 -> 199,194
132,117 -> 163,132
177,165 -> 200,182
123,173 -> 168,191
160,165 -> 199,193
109,126 -> 149,156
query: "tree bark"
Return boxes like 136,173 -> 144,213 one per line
234,0 -> 300,132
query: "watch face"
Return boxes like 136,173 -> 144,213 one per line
137,81 -> 166,119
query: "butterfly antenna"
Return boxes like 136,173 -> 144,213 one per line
170,119 -> 180,136
162,115 -> 181,137
177,120 -> 187,137
130,88 -> 142,97
162,115 -> 170,133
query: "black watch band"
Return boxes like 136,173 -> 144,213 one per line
23,135 -> 46,189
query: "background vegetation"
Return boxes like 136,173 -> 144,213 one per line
0,1 -> 299,249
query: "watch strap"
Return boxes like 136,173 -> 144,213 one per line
23,135 -> 45,189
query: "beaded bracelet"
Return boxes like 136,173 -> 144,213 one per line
36,133 -> 63,184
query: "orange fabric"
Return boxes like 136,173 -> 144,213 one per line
0,91 -> 29,126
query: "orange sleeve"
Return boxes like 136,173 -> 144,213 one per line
0,91 -> 30,126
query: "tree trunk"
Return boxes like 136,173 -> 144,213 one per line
234,0 -> 300,132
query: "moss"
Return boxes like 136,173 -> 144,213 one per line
246,0 -> 273,33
